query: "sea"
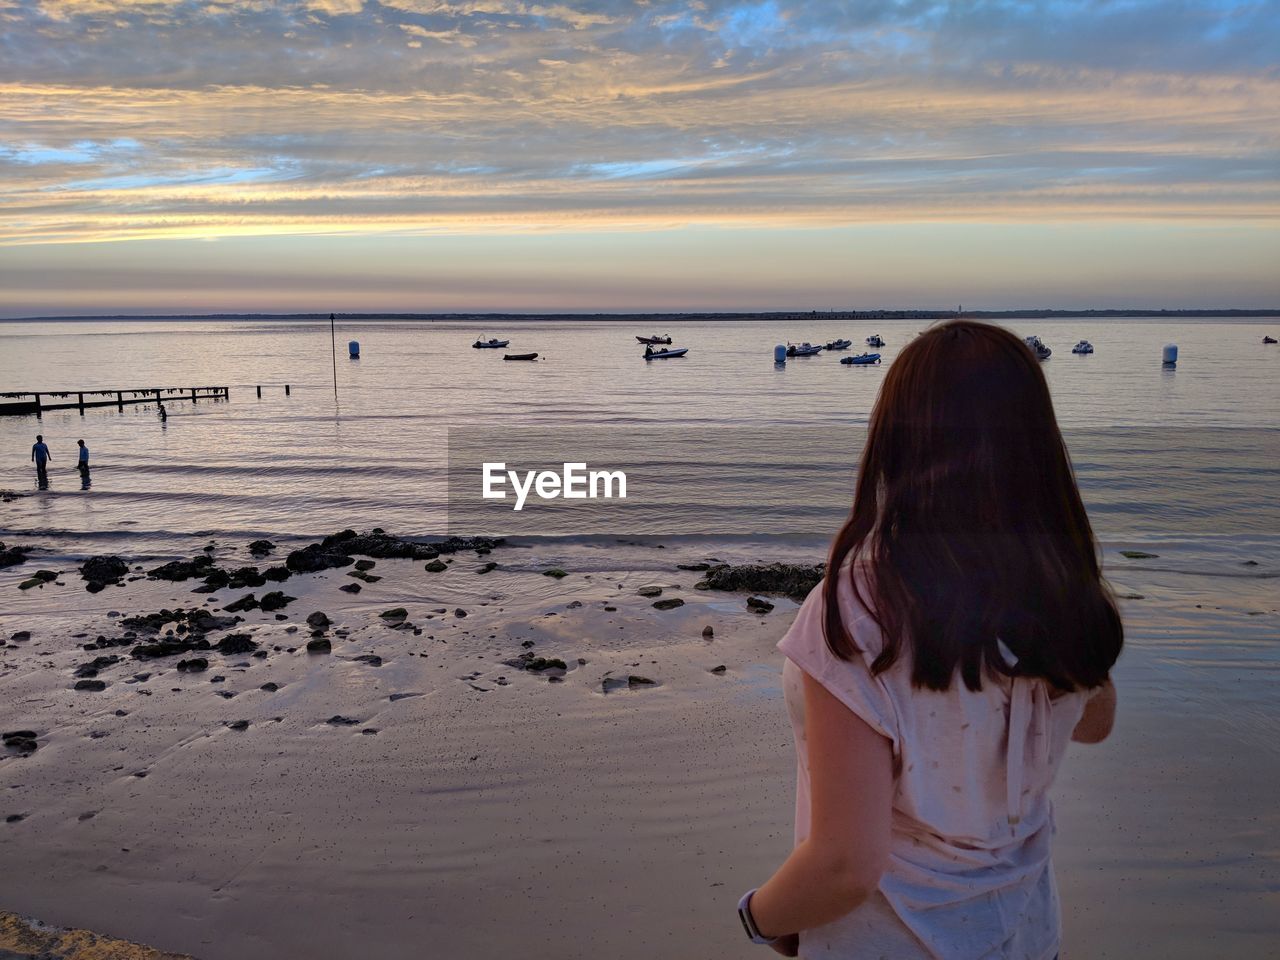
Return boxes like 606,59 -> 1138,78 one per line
1,317 -> 1277,571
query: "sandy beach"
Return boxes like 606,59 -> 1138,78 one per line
1,531 -> 1276,959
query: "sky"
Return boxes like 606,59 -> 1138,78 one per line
0,0 -> 1277,316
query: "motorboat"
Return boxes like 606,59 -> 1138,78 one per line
824,338 -> 852,350
1024,335 -> 1052,360
1071,340 -> 1094,354
472,337 -> 511,349
865,334 -> 885,347
636,335 -> 673,345
841,352 -> 881,365
1265,336 -> 1277,344
786,342 -> 823,357
503,353 -> 539,361
644,347 -> 688,359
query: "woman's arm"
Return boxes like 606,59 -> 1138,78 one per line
1071,679 -> 1116,744
749,669 -> 895,943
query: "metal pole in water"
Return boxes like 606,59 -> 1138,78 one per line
330,312 -> 338,401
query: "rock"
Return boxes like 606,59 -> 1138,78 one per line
262,565 -> 292,582
1242,560 -> 1259,566
0,541 -> 31,569
676,562 -> 711,571
18,570 -> 58,590
225,566 -> 267,589
1119,550 -> 1158,559
628,675 -> 655,687
306,637 -> 332,653
746,596 -> 775,613
504,652 -> 567,671
347,570 -> 382,582
695,562 -> 824,600
224,593 -> 259,613
454,608 -> 468,618
248,539 -> 275,556
652,597 -> 685,611
424,560 -> 448,573
476,562 -> 497,574
80,555 -> 128,589
215,633 -> 258,655
543,568 -> 568,578
260,682 -> 279,691
306,611 -> 332,629
566,600 -> 583,609
74,679 -> 107,691
637,585 -> 663,597
379,608 -> 407,622
353,654 -> 383,666
604,605 -> 617,612
227,720 -> 250,731
10,631 -> 30,642
148,555 -> 216,581
710,665 -> 727,674
339,582 -> 362,594
74,655 -> 120,677
176,657 -> 208,672
259,591 -> 295,612
354,559 -> 376,571
326,715 -> 360,725
2,730 -> 38,755
702,625 -> 714,638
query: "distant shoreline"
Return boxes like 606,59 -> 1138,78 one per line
3,308 -> 1278,323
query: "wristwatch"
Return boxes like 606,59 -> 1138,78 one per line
738,888 -> 780,945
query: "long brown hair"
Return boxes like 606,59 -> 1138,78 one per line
823,320 -> 1122,691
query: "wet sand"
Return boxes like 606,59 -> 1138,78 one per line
1,539 -> 1277,959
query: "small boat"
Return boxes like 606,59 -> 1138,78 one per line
1071,340 -> 1094,354
1024,335 -> 1052,360
825,338 -> 852,350
503,353 -> 539,361
841,352 -> 881,365
1265,336 -> 1277,344
644,347 -> 688,360
786,342 -> 823,357
472,337 -> 510,349
636,335 -> 673,345
866,334 -> 885,347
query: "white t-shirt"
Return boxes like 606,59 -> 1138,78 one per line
777,568 -> 1088,959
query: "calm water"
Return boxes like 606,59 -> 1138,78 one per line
0,317 -> 1277,564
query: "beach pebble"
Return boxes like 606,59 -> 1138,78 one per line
354,559 -> 376,571
454,608 -> 468,618
702,625 -> 714,637
260,682 -> 279,692
353,654 -> 383,667
176,658 -> 208,672
746,596 -> 775,613
227,720 -> 250,731
652,598 -> 685,611
710,665 -> 727,674
326,715 -> 360,726
637,585 -> 663,597
306,638 -> 332,654
10,631 -> 31,642
74,679 -> 107,691
340,582 -> 362,594
424,560 -> 448,573
306,611 -> 332,630
380,608 -> 408,622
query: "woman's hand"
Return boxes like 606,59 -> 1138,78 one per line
770,933 -> 800,957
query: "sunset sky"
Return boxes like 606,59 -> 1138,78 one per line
1,0 -> 1277,316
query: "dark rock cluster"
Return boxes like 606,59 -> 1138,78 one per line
695,562 -> 824,600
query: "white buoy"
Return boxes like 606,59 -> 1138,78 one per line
348,340 -> 360,359
1162,343 -> 1178,366
774,344 -> 787,364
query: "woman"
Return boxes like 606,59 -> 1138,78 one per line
738,321 -> 1122,958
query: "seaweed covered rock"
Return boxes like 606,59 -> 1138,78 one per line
248,539 -> 275,556
284,529 -> 506,573
0,542 -> 31,570
695,562 -> 824,600
148,555 -> 216,581
79,555 -> 128,590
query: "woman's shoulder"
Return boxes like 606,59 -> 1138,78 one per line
779,561 -> 891,677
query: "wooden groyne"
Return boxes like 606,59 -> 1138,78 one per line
0,386 -> 230,417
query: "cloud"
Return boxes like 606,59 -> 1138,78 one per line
0,0 -> 1274,246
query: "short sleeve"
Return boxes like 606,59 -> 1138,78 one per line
777,579 -> 901,755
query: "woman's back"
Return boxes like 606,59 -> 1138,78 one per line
779,567 -> 1088,959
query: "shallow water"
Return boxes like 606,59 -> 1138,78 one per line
1,317 -> 1277,562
